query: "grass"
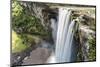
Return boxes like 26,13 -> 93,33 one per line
12,31 -> 29,53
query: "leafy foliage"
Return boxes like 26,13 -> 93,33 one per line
12,0 -> 51,53
12,31 -> 29,53
12,0 -> 47,35
88,35 -> 96,61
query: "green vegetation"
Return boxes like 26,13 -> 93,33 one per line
12,0 -> 50,53
12,31 -> 29,53
12,0 -> 48,35
88,35 -> 96,61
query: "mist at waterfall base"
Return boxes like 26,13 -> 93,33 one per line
48,8 -> 78,63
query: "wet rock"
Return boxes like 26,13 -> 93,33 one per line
22,47 -> 52,65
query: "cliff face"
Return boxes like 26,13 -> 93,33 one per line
19,2 -> 58,31
69,9 -> 96,61
77,14 -> 96,61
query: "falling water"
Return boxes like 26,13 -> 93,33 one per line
50,18 -> 58,43
55,8 -> 78,63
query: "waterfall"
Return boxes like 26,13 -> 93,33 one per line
50,18 -> 58,43
55,8 -> 78,63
